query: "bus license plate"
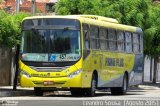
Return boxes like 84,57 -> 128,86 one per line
44,81 -> 54,85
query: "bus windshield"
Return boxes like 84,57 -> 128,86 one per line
21,29 -> 81,62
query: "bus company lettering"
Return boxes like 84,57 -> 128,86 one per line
106,58 -> 124,67
82,16 -> 98,20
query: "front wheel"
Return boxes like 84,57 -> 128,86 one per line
85,74 -> 97,97
110,74 -> 128,95
34,87 -> 43,96
70,88 -> 85,96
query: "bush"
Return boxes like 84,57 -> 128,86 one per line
0,10 -> 30,47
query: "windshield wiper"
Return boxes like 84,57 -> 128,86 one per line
63,26 -> 76,30
64,27 -> 69,30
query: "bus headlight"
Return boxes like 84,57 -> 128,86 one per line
20,70 -> 31,78
68,69 -> 82,78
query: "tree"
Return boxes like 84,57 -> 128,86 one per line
55,0 -> 104,15
55,0 -> 149,28
144,3 -> 160,83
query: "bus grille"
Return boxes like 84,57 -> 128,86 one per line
32,81 -> 66,85
29,66 -> 69,72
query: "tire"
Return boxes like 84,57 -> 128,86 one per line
70,88 -> 85,96
34,87 -> 43,96
110,74 -> 128,95
85,74 -> 97,97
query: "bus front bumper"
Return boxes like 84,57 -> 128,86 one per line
20,73 -> 82,88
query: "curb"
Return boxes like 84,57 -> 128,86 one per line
141,82 -> 160,87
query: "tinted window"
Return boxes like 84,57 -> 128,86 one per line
125,32 -> 132,53
108,29 -> 116,51
22,30 -> 48,53
99,28 -> 107,50
90,26 -> 99,49
133,33 -> 140,53
117,31 -> 124,52
21,29 -> 81,62
83,24 -> 90,49
22,19 -> 80,29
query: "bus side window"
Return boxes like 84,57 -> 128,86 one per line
83,24 -> 90,49
90,25 -> 99,49
133,33 -> 140,53
108,29 -> 117,51
117,30 -> 125,52
125,32 -> 132,53
99,27 -> 107,50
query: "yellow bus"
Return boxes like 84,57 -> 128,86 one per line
19,15 -> 143,96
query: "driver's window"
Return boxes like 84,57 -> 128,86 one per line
83,24 -> 90,49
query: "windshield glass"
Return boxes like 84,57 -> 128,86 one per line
21,29 -> 81,62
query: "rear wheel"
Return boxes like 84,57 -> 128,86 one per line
85,74 -> 97,97
110,74 -> 128,95
34,87 -> 43,96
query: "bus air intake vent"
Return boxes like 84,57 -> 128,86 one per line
29,66 -> 69,72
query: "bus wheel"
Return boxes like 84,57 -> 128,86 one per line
86,74 -> 96,97
70,88 -> 85,96
34,87 -> 43,96
110,74 -> 128,95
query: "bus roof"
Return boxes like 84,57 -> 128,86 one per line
23,15 -> 118,23
23,15 -> 142,34
67,15 -> 119,24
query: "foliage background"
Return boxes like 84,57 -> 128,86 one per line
0,11 -> 29,47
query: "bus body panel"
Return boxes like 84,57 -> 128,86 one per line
82,49 -> 141,88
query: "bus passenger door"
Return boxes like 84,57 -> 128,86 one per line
98,51 -> 108,87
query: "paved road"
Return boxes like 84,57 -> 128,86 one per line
1,85 -> 160,106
